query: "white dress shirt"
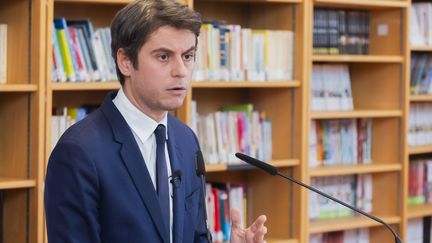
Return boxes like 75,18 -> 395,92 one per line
113,88 -> 173,242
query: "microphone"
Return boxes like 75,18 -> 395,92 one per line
170,170 -> 182,186
235,152 -> 403,243
195,150 -> 213,243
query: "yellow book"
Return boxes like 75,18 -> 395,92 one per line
56,29 -> 76,82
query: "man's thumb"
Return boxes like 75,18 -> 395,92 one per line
230,208 -> 242,229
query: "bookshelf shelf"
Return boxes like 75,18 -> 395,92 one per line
310,110 -> 403,119
195,0 -> 303,3
410,46 -> 432,52
206,159 -> 300,172
0,177 -> 36,190
408,145 -> 432,155
267,238 -> 299,243
309,215 -> 400,234
0,84 -> 37,92
312,55 -> 404,63
309,163 -> 402,177
313,0 -> 408,9
54,0 -> 131,4
51,82 -> 120,91
407,204 -> 432,219
191,81 -> 301,88
410,95 -> 432,102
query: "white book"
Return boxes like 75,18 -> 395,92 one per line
407,218 -> 423,243
339,64 -> 354,111
309,120 -> 318,167
410,6 -> 426,46
358,228 -> 370,243
0,24 -> 7,84
311,65 -> 325,111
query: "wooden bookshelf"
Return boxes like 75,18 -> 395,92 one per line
410,95 -> 432,102
0,177 -> 36,190
0,0 -> 46,243
30,0 -> 411,242
408,145 -> 432,155
312,55 -> 404,63
410,46 -> 432,52
51,81 -> 120,91
309,215 -> 401,234
191,81 -> 301,88
206,159 -> 300,172
0,84 -> 38,92
310,110 -> 403,119
309,163 -> 402,177
407,204 -> 432,219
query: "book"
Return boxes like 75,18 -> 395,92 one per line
0,24 -> 7,84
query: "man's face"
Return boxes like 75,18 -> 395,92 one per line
120,26 -> 196,122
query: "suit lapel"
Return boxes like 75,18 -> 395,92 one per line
167,116 -> 185,243
100,92 -> 169,243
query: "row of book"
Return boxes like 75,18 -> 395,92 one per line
410,53 -> 432,95
410,3 -> 432,47
310,228 -> 369,243
52,18 -> 116,83
190,102 -> 272,164
194,22 -> 294,82
407,217 -> 432,243
0,24 -> 6,84
309,119 -> 373,168
313,8 -> 370,55
408,103 -> 432,147
408,159 -> 432,205
311,64 -> 354,112
205,183 -> 246,243
51,106 -> 95,150
309,174 -> 373,220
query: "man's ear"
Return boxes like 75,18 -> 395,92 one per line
117,48 -> 133,77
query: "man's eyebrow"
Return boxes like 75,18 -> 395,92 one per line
150,46 -> 196,55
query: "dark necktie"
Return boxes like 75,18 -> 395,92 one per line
154,124 -> 170,240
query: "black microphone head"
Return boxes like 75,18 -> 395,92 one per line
195,150 -> 206,176
235,153 -> 278,175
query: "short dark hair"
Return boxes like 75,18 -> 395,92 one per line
111,0 -> 202,85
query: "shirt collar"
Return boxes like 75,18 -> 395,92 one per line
113,88 -> 168,144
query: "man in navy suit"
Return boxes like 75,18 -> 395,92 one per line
45,0 -> 267,242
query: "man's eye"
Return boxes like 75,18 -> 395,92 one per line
183,53 -> 195,61
158,54 -> 169,61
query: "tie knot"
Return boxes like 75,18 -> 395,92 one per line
154,124 -> 166,145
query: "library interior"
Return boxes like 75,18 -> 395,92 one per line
0,0 -> 432,242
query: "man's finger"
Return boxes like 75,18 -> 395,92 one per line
230,208 -> 242,229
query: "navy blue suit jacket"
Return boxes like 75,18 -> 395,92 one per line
45,92 -> 208,243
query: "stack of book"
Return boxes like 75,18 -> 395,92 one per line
410,3 -> 432,47
408,103 -> 432,147
410,53 -> 432,95
194,21 -> 294,82
52,18 -> 116,82
408,159 -> 432,205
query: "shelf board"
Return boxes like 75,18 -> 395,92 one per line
55,0 -> 131,4
314,0 -> 408,8
0,84 -> 37,92
411,46 -> 432,52
192,80 -> 301,88
0,177 -> 36,190
309,163 -> 401,177
51,82 -> 120,91
311,109 -> 402,119
196,0 -> 302,3
312,55 -> 403,63
309,215 -> 400,234
407,204 -> 432,219
408,145 -> 432,155
267,238 -> 298,243
206,159 -> 299,172
410,95 -> 432,102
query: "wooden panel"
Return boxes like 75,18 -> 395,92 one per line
368,9 -> 402,55
191,81 -> 301,88
52,82 -> 120,91
249,3 -> 295,30
52,90 -> 111,107
350,63 -> 401,110
0,0 -> 30,84
0,178 -> 35,189
370,224 -> 400,243
311,110 -> 402,119
0,94 -> 29,178
206,159 -> 299,172
312,55 -> 403,62
373,118 -> 400,164
309,163 -> 401,177
314,0 -> 408,9
408,145 -> 432,155
248,168 -> 294,239
410,95 -> 432,102
54,2 -> 125,27
194,1 -> 252,26
372,172 -> 400,215
309,215 -> 400,233
0,84 -> 37,92
3,190 -> 28,243
407,204 -> 432,219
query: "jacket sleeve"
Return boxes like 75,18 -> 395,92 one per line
44,140 -> 101,243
